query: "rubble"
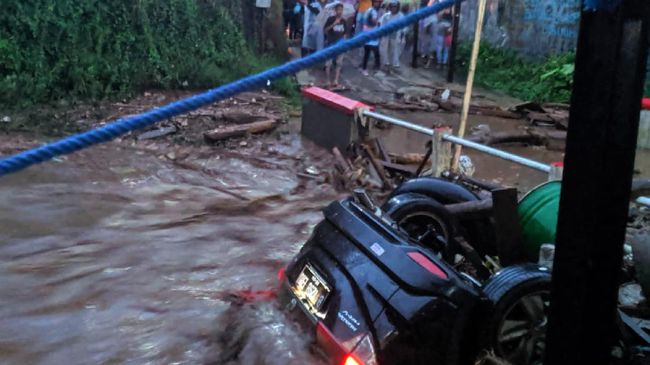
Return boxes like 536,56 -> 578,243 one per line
468,126 -> 567,151
326,138 -> 429,195
80,89 -> 288,147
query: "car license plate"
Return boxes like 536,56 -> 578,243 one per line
294,263 -> 331,310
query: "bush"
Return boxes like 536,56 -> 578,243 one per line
456,42 -> 575,103
0,0 -> 272,108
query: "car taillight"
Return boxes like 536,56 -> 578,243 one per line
343,354 -> 362,365
407,252 -> 448,280
316,322 -> 377,365
343,355 -> 363,365
349,334 -> 377,365
277,267 -> 286,282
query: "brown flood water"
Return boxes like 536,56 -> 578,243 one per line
3,120 -> 648,365
0,135 -> 336,365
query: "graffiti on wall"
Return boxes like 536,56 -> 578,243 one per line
522,2 -> 580,39
516,0 -> 581,55
459,0 -> 581,58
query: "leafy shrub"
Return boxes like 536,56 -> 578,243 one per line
0,0 -> 275,108
456,42 -> 575,103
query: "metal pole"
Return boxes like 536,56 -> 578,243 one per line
443,134 -> 551,173
544,0 -> 649,364
412,20 -> 420,68
447,0 -> 462,83
452,0 -> 487,171
363,110 -> 551,173
364,110 -> 436,135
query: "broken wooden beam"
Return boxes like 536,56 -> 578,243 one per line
361,144 -> 392,189
389,152 -> 427,165
137,126 -> 177,141
204,119 -> 277,142
379,161 -> 418,175
332,147 -> 352,172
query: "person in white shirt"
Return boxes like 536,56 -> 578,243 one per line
379,0 -> 405,70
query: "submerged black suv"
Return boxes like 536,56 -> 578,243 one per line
279,186 -> 551,365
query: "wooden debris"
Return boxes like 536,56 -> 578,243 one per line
361,144 -> 392,189
389,152 -> 427,165
137,126 -> 177,141
327,141 -> 425,194
222,111 -> 276,124
373,138 -> 391,162
466,128 -> 567,151
379,161 -> 418,175
204,119 -> 277,142
332,147 -> 352,172
376,102 -> 433,112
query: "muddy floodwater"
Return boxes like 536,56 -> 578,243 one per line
2,124 -> 646,364
0,135 -> 336,365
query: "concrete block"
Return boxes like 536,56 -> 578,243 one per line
301,87 -> 370,153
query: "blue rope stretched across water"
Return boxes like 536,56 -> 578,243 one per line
0,0 -> 455,177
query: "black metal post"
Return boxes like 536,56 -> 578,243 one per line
446,0 -> 462,83
412,21 -> 420,68
544,1 -> 649,364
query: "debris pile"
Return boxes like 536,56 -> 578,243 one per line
370,86 -> 571,152
326,138 -> 427,196
103,90 -> 288,147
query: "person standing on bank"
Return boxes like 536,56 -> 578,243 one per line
435,12 -> 452,67
361,0 -> 382,76
379,0 -> 405,72
301,0 -> 323,56
324,2 -> 349,88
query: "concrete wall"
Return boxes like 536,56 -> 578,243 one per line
458,0 -> 581,59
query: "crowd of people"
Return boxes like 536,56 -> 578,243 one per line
282,0 -> 455,88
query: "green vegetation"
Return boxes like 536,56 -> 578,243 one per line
456,42 -> 575,103
0,0 -> 295,108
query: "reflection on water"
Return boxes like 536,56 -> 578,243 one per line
0,136 -> 336,365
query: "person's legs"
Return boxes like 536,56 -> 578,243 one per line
334,55 -> 343,85
373,46 -> 380,69
391,39 -> 401,68
325,59 -> 333,86
442,46 -> 449,65
380,40 -> 390,67
362,45 -> 371,74
435,35 -> 444,65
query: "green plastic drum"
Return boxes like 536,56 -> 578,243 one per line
517,181 -> 562,261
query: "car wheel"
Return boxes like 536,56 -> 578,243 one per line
481,264 -> 552,365
383,193 -> 455,259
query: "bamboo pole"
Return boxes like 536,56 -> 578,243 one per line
451,0 -> 487,172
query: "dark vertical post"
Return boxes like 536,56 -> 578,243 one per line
544,1 -> 649,364
446,0 -> 462,82
412,21 -> 420,68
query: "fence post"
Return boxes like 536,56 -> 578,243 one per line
431,127 -> 453,176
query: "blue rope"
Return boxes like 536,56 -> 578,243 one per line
0,0 -> 455,177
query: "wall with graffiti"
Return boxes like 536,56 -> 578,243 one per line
458,0 -> 581,58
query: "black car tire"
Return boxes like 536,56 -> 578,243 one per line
383,193 -> 456,259
481,264 -> 552,365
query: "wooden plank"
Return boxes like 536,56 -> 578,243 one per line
204,120 -> 277,142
